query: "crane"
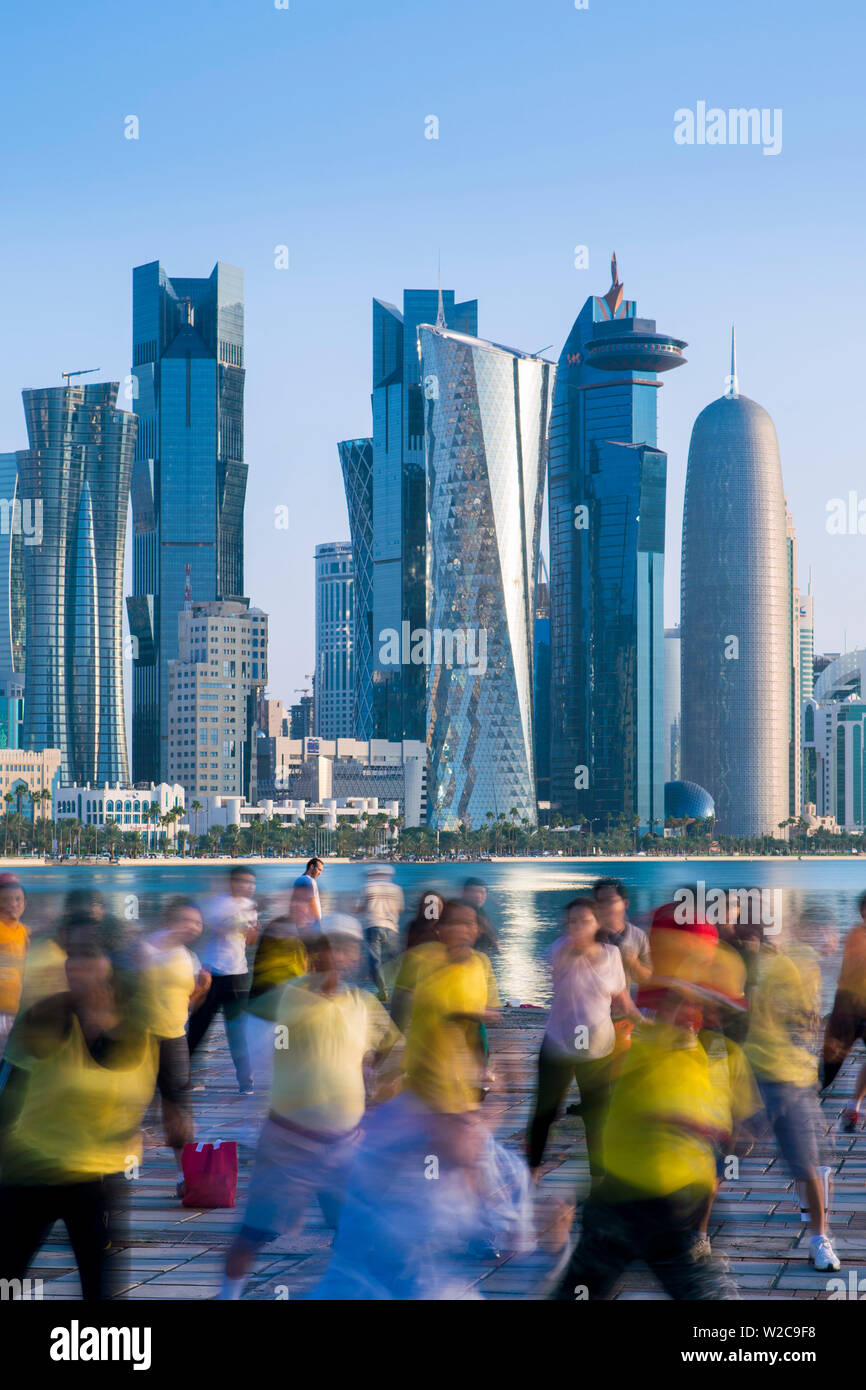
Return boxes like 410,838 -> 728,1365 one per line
61,367 -> 101,387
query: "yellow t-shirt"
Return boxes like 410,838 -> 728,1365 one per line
745,944 -> 819,1087
0,916 -> 29,1015
3,1011 -> 158,1183
18,937 -> 67,1011
602,1023 -> 750,1198
142,935 -> 198,1040
405,950 -> 499,1114
269,975 -> 400,1134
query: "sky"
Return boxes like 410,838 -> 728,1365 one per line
0,0 -> 863,721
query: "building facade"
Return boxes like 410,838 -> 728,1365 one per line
681,339 -> 791,838
338,438 -> 374,738
802,697 -> 866,831
369,289 -> 478,744
166,600 -> 267,797
254,734 -> 426,826
127,260 -> 246,783
54,782 -> 184,835
664,626 -> 682,783
0,450 -> 26,749
0,747 -> 62,813
548,257 -> 685,831
419,323 -> 553,831
534,554 -> 551,811
314,542 -> 354,739
19,383 -> 136,784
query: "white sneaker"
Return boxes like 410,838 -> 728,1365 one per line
810,1234 -> 841,1272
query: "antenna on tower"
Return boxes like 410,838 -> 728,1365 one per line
61,367 -> 100,387
184,563 -> 192,609
729,326 -> 739,399
435,251 -> 446,331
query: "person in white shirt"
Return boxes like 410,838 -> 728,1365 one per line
187,867 -> 259,1094
360,864 -> 405,1002
527,897 -> 641,1184
290,858 -> 324,938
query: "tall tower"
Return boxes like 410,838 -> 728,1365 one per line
680,334 -> 791,838
0,452 -> 26,748
370,289 -> 477,743
127,261 -> 246,783
19,382 -> 136,783
419,323 -> 553,831
314,541 -> 354,739
337,438 -> 374,739
548,256 -> 686,830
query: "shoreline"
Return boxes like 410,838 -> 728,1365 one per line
0,852 -> 862,869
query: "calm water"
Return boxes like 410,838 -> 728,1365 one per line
14,857 -> 866,1009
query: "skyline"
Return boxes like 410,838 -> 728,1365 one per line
1,0 -> 864,719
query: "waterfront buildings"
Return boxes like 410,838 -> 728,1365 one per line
54,781 -> 184,837
19,383 -> 136,785
166,599 -> 267,798
0,747 -> 61,811
338,438 -> 374,739
369,289 -> 477,743
0,451 -> 26,749
127,260 -> 246,783
419,321 -> 553,831
802,695 -> 866,831
680,335 -> 790,838
192,791 -> 400,837
314,541 -> 354,739
548,256 -> 686,832
253,734 -> 426,826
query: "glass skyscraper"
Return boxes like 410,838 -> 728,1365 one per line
338,437 -> 374,739
370,290 -> 477,743
680,343 -> 791,839
19,383 -> 136,783
127,261 -> 246,782
0,451 -> 26,748
314,541 -> 354,739
419,324 -> 553,832
548,258 -> 686,831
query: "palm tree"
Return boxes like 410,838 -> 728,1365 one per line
146,801 -> 161,851
3,791 -> 13,858
191,800 -> 203,840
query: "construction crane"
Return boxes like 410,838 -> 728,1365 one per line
61,367 -> 101,387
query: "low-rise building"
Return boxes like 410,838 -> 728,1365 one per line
0,747 -> 62,811
188,792 -> 398,835
54,782 -> 184,835
254,735 -> 426,826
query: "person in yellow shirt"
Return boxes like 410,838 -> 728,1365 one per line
219,915 -> 402,1300
0,872 -> 29,1052
550,988 -> 750,1300
822,891 -> 866,1128
0,912 -> 158,1300
142,897 -> 211,1196
746,920 -> 840,1272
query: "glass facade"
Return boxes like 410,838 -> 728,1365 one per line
803,696 -> 866,829
548,264 -> 684,830
337,438 -> 374,738
127,261 -> 246,782
664,779 -> 715,821
314,542 -> 354,739
681,388 -> 791,838
420,326 -> 553,831
19,383 -> 136,783
370,291 -> 477,743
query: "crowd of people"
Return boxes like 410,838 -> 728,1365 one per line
0,862 -> 859,1300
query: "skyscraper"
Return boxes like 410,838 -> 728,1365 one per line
534,554 -> 552,809
419,322 -> 553,831
786,502 -> 802,818
314,541 -> 354,739
338,438 -> 374,738
370,289 -> 477,743
19,383 -> 136,783
680,335 -> 790,838
664,626 -> 682,782
0,451 -> 26,748
548,257 -> 686,831
127,261 -> 246,783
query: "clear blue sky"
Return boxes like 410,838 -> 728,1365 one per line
1,0 -> 863,714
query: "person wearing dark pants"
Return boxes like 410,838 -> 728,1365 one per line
190,868 -> 258,1094
527,898 -> 640,1184
0,1175 -> 128,1301
528,1045 -> 612,1177
187,973 -> 254,1092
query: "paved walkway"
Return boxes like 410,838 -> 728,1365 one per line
25,1010 -> 866,1300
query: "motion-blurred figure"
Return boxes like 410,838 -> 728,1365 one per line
592,877 -> 652,990
527,898 -> 640,1185
0,873 -> 29,1054
0,914 -> 157,1299
141,897 -> 210,1196
188,866 -> 258,1095
360,864 -> 405,1002
289,857 -> 324,937
461,878 -> 499,955
405,890 -> 444,951
822,891 -> 866,1130
219,916 -> 402,1300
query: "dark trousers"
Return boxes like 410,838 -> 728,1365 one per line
365,927 -> 400,999
0,1174 -> 127,1301
156,1035 -> 193,1150
821,990 -> 866,1090
550,1183 -> 737,1301
187,972 -> 252,1091
527,1041 -> 612,1176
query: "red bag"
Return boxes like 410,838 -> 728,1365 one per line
181,1140 -> 238,1208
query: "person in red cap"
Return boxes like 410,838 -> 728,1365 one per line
0,873 -> 29,1054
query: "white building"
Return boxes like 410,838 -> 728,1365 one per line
256,735 -> 426,826
802,695 -> 866,831
188,793 -> 398,835
54,782 -> 184,835
167,600 -> 268,798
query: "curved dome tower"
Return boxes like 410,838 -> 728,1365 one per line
680,334 -> 790,838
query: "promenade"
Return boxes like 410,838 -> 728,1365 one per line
23,1009 -> 866,1301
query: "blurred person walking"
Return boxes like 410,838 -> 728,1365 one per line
289,857 -> 324,937
822,891 -> 866,1130
360,864 -> 405,1002
461,878 -> 499,955
0,873 -> 30,1054
188,866 -> 258,1094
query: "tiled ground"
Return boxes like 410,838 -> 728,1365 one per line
23,1010 -> 866,1300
